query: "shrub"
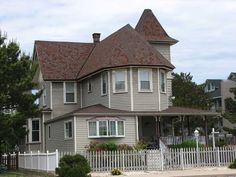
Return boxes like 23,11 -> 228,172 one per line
118,144 -> 133,150
86,141 -> 118,151
56,154 -> 91,177
0,164 -> 7,174
169,140 -> 204,148
111,168 -> 122,175
133,140 -> 147,150
229,159 -> 236,169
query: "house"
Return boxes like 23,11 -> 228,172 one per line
22,9 -> 218,153
205,73 -> 236,113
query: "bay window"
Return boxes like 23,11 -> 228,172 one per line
64,82 -> 77,103
113,69 -> 127,93
88,119 -> 125,138
138,68 -> 152,92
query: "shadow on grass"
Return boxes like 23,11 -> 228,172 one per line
0,169 -> 56,177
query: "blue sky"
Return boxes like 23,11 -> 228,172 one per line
1,0 -> 236,84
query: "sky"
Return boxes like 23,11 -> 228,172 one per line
1,0 -> 236,84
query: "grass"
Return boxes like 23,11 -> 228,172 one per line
0,169 -> 55,177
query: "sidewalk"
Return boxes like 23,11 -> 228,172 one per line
92,167 -> 236,177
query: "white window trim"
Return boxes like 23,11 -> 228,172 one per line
160,70 -> 167,93
48,125 -> 51,140
138,68 -> 153,92
87,79 -> 92,93
63,82 -> 77,104
64,120 -> 73,140
101,72 -> 108,96
112,69 -> 128,93
87,120 -> 125,138
42,84 -> 46,106
29,118 -> 41,143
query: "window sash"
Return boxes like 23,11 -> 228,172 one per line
118,121 -> 124,136
65,82 -> 76,103
114,70 -> 127,92
65,121 -> 72,138
88,122 -> 97,136
160,72 -> 166,93
99,121 -> 108,136
139,69 -> 152,91
31,119 -> 40,142
101,73 -> 108,95
88,79 -> 92,93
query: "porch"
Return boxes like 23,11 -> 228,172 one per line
136,106 -> 221,148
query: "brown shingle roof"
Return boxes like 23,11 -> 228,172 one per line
135,9 -> 178,44
35,41 -> 94,80
78,24 -> 175,79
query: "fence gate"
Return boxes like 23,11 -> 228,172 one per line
0,153 -> 18,170
146,150 -> 162,170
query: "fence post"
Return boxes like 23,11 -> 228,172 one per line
160,149 -> 164,171
24,152 -> 26,169
180,148 -> 184,170
16,152 -> 19,170
7,153 -> 10,170
55,149 -> 59,168
46,150 -> 49,172
122,150 -> 125,171
217,147 -> 220,167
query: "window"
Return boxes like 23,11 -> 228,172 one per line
160,71 -> 166,93
138,68 -> 152,92
31,119 -> 40,142
113,69 -> 127,93
48,125 -> 51,139
88,119 -> 125,138
205,83 -> 215,92
101,72 -> 108,95
64,82 -> 77,103
88,79 -> 92,93
42,84 -> 46,106
64,121 -> 73,139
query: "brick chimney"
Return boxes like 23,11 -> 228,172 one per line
92,33 -> 101,43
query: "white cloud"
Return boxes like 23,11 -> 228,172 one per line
0,0 -> 236,83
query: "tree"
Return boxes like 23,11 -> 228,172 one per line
172,72 -> 212,109
224,87 -> 236,124
0,32 -> 40,153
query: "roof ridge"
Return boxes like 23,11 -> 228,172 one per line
35,40 -> 93,45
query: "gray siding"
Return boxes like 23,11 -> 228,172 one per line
28,144 -> 41,152
52,82 -> 80,118
45,118 -> 74,152
133,68 -> 159,111
75,116 -> 137,152
152,44 -> 171,61
82,73 -> 109,108
110,69 -> 131,111
43,112 -> 52,122
167,75 -> 172,106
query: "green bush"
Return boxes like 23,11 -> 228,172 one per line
56,154 -> 91,177
229,159 -> 236,169
133,140 -> 147,150
0,164 -> 7,174
111,168 -> 122,175
86,141 -> 119,151
169,140 -> 204,148
118,144 -> 133,150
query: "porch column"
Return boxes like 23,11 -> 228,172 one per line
204,116 -> 208,146
187,116 -> 191,136
181,116 -> 185,142
155,116 -> 160,149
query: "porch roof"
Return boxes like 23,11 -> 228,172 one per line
44,105 -> 219,124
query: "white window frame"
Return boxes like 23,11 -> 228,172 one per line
138,68 -> 153,92
101,72 -> 108,96
48,125 -> 51,140
160,70 -> 166,93
87,79 -> 92,93
29,118 -> 41,143
112,69 -> 128,93
87,120 -> 125,138
63,82 -> 77,104
64,120 -> 73,139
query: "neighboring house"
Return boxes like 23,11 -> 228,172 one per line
205,73 -> 236,113
23,9 -> 218,153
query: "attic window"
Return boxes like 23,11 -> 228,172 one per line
64,82 -> 77,103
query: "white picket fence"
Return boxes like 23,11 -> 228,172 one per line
16,147 -> 236,172
18,150 -> 59,172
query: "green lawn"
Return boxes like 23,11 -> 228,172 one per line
0,169 -> 55,177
